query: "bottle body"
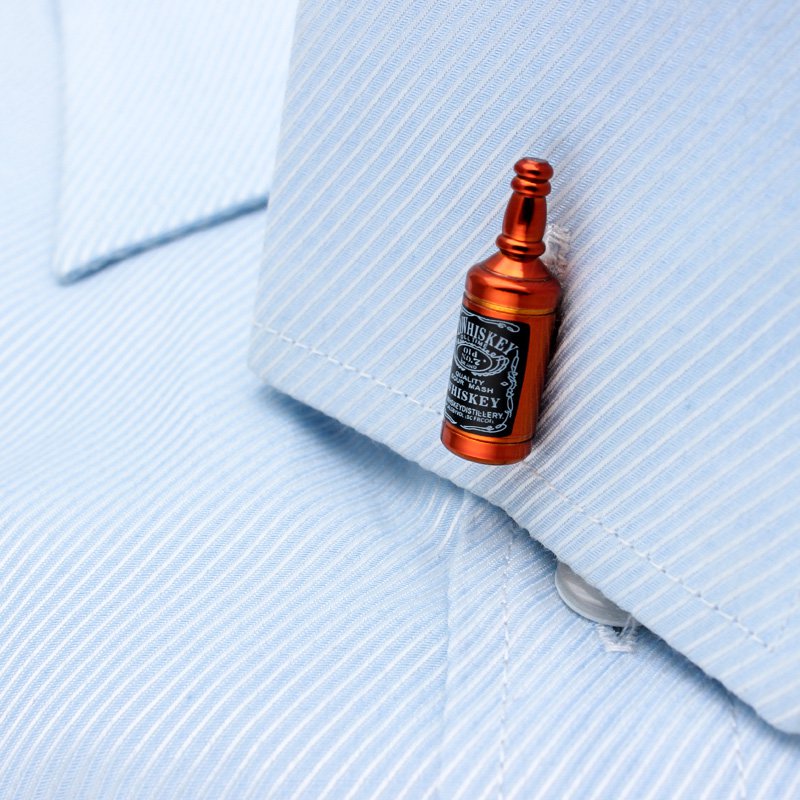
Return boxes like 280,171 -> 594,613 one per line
441,253 -> 561,464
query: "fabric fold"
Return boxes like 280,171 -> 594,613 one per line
54,0 -> 297,282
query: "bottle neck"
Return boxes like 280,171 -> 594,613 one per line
495,191 -> 547,260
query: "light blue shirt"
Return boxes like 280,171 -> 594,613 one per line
251,0 -> 800,736
1,1 -> 799,798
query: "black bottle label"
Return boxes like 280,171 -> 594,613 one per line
444,306 -> 529,437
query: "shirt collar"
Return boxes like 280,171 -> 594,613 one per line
249,0 -> 800,733
54,0 -> 296,282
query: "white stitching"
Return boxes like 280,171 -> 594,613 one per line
729,698 -> 747,800
596,620 -> 638,654
497,529 -> 513,800
252,322 -> 775,651
772,589 -> 800,650
253,323 -> 436,413
433,491 -> 472,800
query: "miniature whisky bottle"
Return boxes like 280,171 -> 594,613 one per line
441,158 -> 562,465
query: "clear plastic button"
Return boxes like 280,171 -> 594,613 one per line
554,561 -> 633,628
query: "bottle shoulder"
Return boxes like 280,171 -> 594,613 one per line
465,253 -> 562,313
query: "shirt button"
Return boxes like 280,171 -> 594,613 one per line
554,561 -> 633,627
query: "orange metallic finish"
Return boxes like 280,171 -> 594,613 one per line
441,158 -> 562,465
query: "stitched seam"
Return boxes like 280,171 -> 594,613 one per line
253,322 -> 774,651
254,322 -> 435,412
433,491 -> 473,800
729,698 -> 747,800
497,529 -> 513,800
771,588 -> 800,651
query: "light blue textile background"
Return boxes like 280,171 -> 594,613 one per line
250,0 -> 800,732
54,0 -> 297,281
2,0 -> 800,797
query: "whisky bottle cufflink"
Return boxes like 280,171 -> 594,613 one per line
441,158 -> 562,465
